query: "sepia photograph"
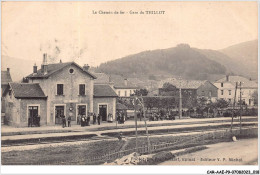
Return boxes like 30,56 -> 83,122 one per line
1,1 -> 259,174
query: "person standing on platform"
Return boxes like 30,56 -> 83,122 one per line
77,114 -> 81,125
67,115 -> 71,127
62,115 -> 66,128
28,116 -> 32,127
81,115 -> 85,127
87,113 -> 90,126
97,114 -> 101,125
93,113 -> 96,124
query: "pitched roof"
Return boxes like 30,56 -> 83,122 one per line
9,83 -> 47,99
159,78 -> 207,89
26,62 -> 96,79
91,73 -> 139,89
216,76 -> 258,88
94,84 -> 118,97
110,75 -> 139,89
93,73 -> 110,84
1,70 -> 12,85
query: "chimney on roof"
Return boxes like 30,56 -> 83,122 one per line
33,63 -> 37,74
124,78 -> 128,86
7,68 -> 10,72
41,53 -> 48,75
226,75 -> 229,81
83,64 -> 90,71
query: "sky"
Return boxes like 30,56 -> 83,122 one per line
2,1 -> 258,67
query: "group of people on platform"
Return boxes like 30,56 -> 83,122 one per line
149,112 -> 176,121
60,115 -> 71,128
77,113 -> 101,127
28,115 -> 41,127
116,111 -> 126,124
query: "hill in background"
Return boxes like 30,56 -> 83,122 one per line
219,39 -> 258,80
2,40 -> 257,84
95,44 -> 230,81
95,40 -> 258,82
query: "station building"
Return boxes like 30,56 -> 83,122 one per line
3,54 -> 117,127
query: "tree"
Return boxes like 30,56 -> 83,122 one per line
133,89 -> 149,96
214,99 -> 229,109
160,83 -> 178,96
252,90 -> 258,105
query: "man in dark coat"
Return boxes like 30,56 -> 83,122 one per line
28,116 -> 32,127
81,115 -> 85,127
121,113 -> 125,124
67,116 -> 71,127
97,114 -> 101,125
93,113 -> 96,124
62,115 -> 66,128
86,113 -> 90,126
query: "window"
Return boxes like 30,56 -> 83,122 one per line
130,90 -> 132,95
125,91 -> 127,96
209,91 -> 212,97
221,83 -> 223,87
69,68 -> 74,74
228,99 -> 231,103
57,84 -> 64,95
229,90 -> 231,95
79,84 -> 85,95
118,91 -> 121,96
201,91 -> 205,96
221,90 -> 224,95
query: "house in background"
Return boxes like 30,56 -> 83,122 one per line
214,75 -> 258,106
3,54 -> 117,127
110,75 -> 139,97
92,73 -> 139,97
159,78 -> 218,103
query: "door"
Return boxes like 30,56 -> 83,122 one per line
99,105 -> 107,121
55,106 -> 64,124
78,105 -> 86,116
28,106 -> 38,126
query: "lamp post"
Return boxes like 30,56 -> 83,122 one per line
179,77 -> 182,119
239,81 -> 242,133
231,82 -> 238,132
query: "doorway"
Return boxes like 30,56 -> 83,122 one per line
28,106 -> 39,126
77,105 -> 86,116
99,105 -> 107,121
55,106 -> 65,124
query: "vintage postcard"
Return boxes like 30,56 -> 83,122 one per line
1,1 -> 259,174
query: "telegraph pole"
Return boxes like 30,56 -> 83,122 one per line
133,96 -> 138,151
239,81 -> 242,133
179,77 -> 182,119
231,82 -> 238,132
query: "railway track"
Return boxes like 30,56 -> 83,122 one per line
2,125 -> 256,148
